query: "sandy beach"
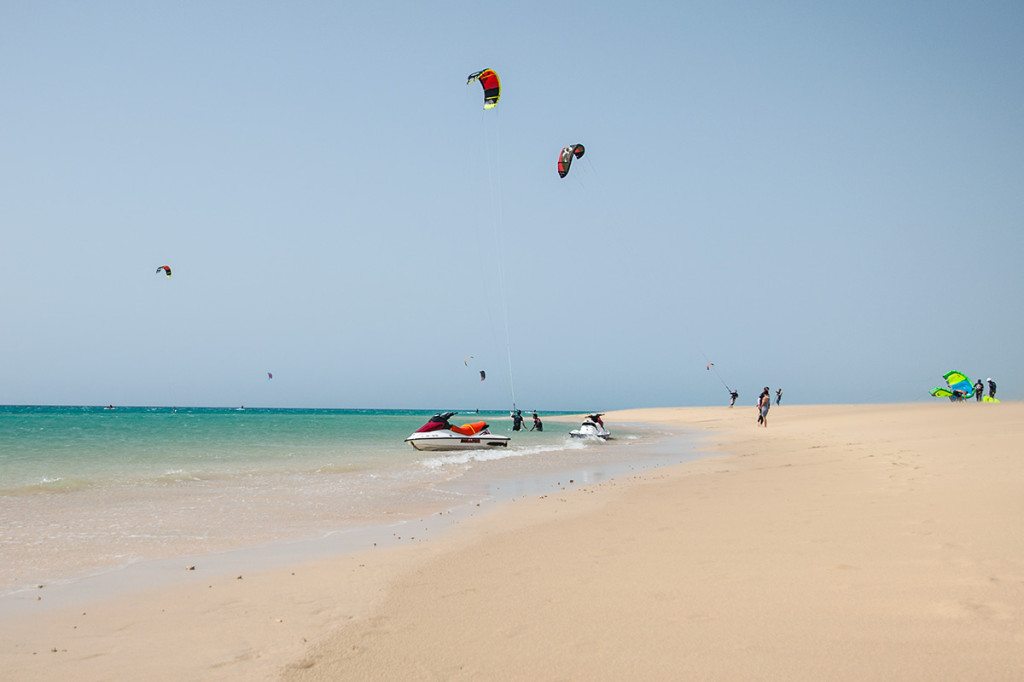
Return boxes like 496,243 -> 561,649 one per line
2,402 -> 1022,680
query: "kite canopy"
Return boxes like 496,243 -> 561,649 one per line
930,370 -> 974,400
943,370 -> 974,397
467,69 -> 501,110
479,370 -> 487,381
156,265 -> 172,277
557,144 -> 586,178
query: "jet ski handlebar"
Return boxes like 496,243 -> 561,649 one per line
415,412 -> 459,434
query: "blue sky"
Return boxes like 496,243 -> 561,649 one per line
1,1 -> 1021,408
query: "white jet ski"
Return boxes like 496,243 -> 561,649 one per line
405,412 -> 511,451
570,413 -> 611,440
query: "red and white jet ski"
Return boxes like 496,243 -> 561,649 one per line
405,412 -> 511,451
569,413 -> 611,440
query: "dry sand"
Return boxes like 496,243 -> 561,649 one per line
2,403 -> 1022,680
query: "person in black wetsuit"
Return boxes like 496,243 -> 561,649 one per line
512,410 -> 525,431
775,388 -> 783,406
974,379 -> 984,402
987,378 -> 997,399
729,390 -> 739,407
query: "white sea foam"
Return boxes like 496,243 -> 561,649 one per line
418,439 -> 587,469
154,469 -> 209,483
1,476 -> 96,496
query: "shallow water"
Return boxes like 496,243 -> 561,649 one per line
0,406 -> 688,595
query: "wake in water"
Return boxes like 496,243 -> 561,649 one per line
419,437 -> 589,469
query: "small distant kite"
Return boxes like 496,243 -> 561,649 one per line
467,69 -> 501,110
267,372 -> 273,380
156,265 -> 172,277
557,144 -> 586,178
706,362 -> 714,370
464,355 -> 474,367
479,370 -> 486,381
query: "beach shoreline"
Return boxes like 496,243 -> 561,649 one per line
0,421 -> 695,618
0,408 -> 676,598
3,402 -> 1023,680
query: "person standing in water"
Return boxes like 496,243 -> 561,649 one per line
757,387 -> 770,427
530,411 -> 543,431
974,379 -> 984,402
511,410 -> 525,431
775,388 -> 783,406
729,390 -> 739,407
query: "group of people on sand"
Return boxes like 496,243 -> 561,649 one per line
728,388 -> 783,412
728,387 -> 783,428
949,377 -> 997,402
972,378 -> 997,402
510,409 -> 544,432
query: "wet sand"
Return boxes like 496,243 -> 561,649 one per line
2,403 -> 1022,680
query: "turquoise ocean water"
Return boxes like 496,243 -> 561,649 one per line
0,406 -> 673,595
1,406 -> 537,494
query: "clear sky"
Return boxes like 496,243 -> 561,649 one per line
1,1 -> 1021,409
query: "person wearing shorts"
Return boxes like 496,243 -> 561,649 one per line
757,387 -> 770,427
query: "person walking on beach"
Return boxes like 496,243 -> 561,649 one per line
729,390 -> 739,407
987,378 -> 997,399
775,388 -> 783,406
757,387 -> 770,427
974,379 -> 984,402
530,411 -> 543,431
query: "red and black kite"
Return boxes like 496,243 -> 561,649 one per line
557,144 -> 586,178
467,69 -> 501,110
